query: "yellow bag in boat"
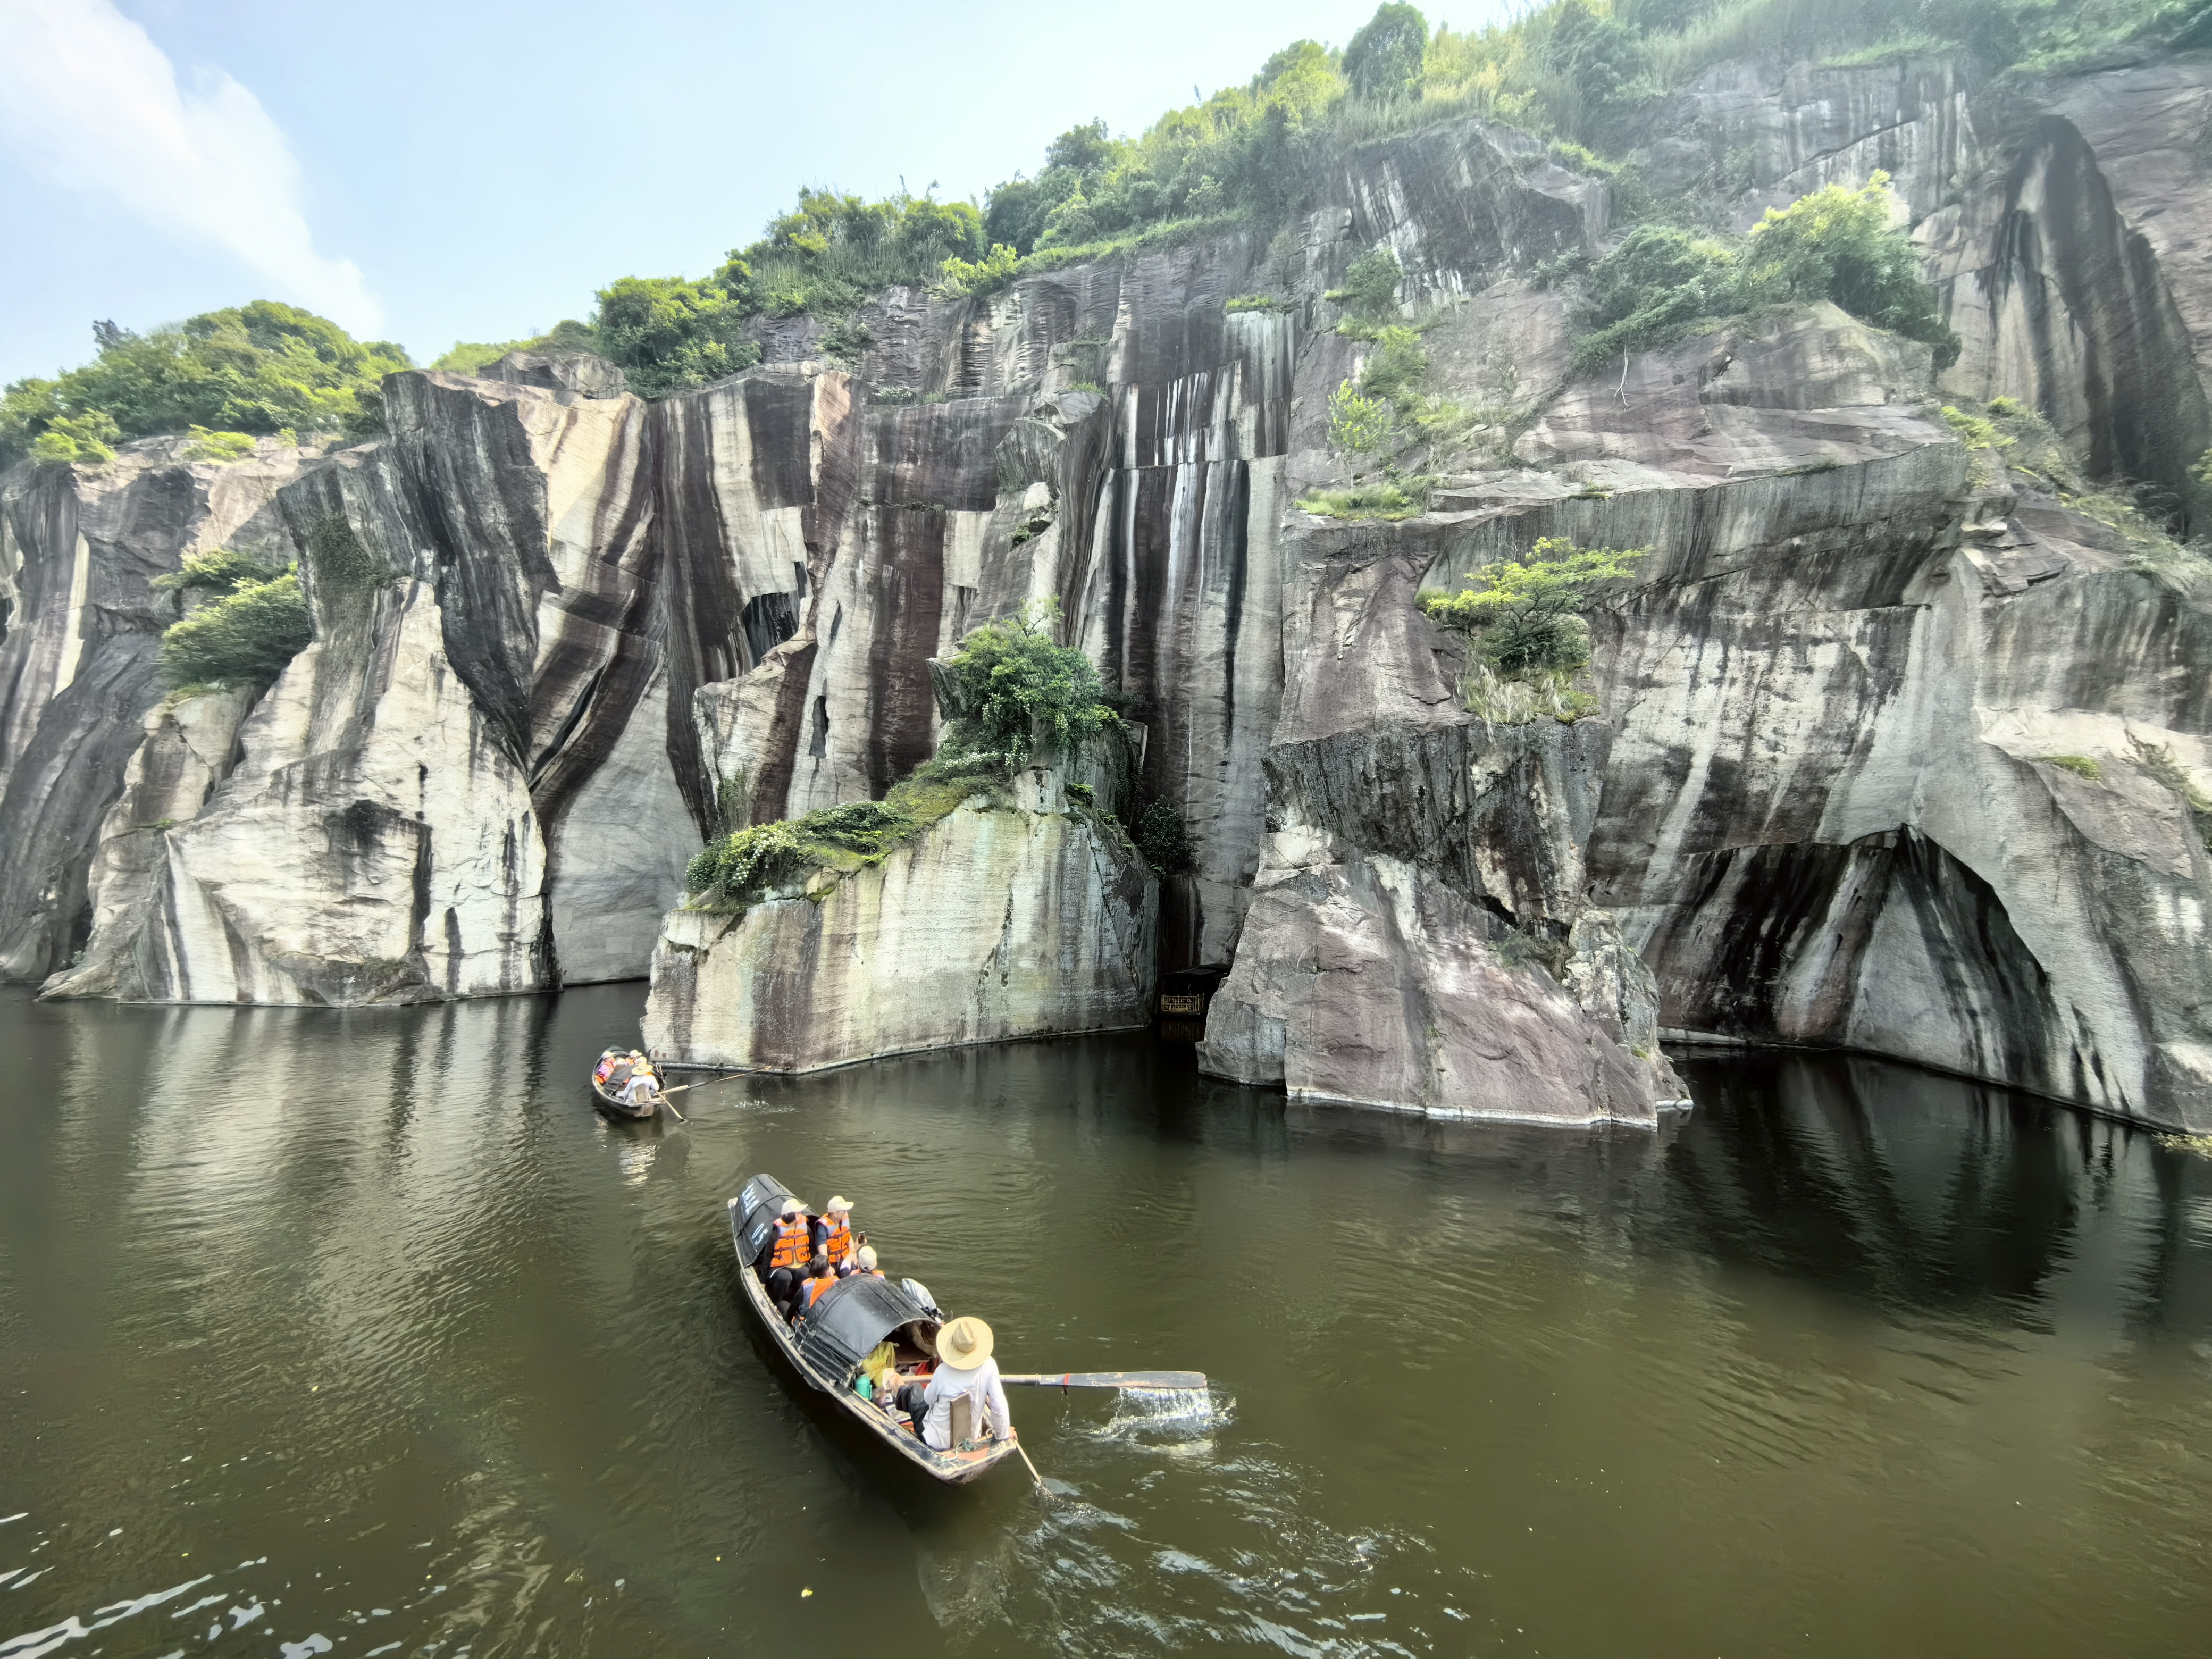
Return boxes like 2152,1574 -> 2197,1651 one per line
862,1342 -> 898,1392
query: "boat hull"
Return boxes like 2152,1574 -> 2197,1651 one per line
726,1197 -> 1018,1486
590,1078 -> 656,1120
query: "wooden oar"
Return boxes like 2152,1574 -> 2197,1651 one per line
658,1070 -> 747,1099
1000,1371 -> 1208,1390
1011,1435 -> 1051,1501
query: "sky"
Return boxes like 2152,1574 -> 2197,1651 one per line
0,0 -> 1513,385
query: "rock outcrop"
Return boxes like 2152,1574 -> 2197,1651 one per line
642,759 -> 1157,1071
0,438 -> 322,984
11,53 -> 2212,1130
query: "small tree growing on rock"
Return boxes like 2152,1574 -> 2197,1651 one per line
939,601 -> 1117,767
1421,535 -> 1646,677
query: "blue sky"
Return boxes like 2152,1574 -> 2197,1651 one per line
0,0 -> 1509,384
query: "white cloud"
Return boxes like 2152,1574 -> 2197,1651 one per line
0,0 -> 382,333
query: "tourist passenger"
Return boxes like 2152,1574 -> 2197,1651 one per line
764,1197 -> 812,1313
812,1196 -> 857,1273
795,1255 -> 839,1320
593,1048 -> 623,1086
897,1317 -> 1011,1451
853,1245 -> 884,1278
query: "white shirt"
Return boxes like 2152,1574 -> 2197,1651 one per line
621,1074 -> 658,1103
920,1359 -> 1011,1451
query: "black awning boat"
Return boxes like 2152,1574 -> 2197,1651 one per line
589,1057 -> 657,1121
728,1173 -> 1020,1486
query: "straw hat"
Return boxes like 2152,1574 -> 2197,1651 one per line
937,1317 -> 994,1367
826,1196 -> 852,1213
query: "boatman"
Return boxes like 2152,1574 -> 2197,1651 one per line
764,1197 -> 812,1314
813,1196 -> 857,1275
893,1317 -> 1012,1452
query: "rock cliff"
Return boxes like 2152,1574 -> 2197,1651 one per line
642,757 -> 1157,1072
9,52 -> 2212,1129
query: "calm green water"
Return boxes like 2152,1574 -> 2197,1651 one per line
4,984 -> 2211,1658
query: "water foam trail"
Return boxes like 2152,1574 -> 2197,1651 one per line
1105,1386 -> 1219,1433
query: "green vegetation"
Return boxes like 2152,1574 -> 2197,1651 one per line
936,243 -> 1022,298
1422,535 -> 1646,676
2132,735 -> 2212,851
30,410 -> 120,467
1133,800 -> 1197,876
180,426 -> 257,464
2,304 -> 409,468
1327,382 -> 1397,453
429,339 -> 533,375
20,1 -> 2194,438
1568,174 -> 1959,371
1297,477 -> 1432,520
936,603 -> 1117,767
1329,248 -> 1406,324
1225,293 -> 1291,313
684,606 -> 1117,909
2041,755 -> 2104,781
157,571 -> 312,692
152,547 -> 290,596
305,515 -> 389,593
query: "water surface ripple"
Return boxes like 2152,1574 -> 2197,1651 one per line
3,986 -> 2210,1656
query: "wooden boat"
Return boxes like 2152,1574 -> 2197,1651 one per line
589,1064 -> 657,1121
727,1174 -> 1023,1486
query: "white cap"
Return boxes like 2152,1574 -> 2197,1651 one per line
827,1196 -> 852,1213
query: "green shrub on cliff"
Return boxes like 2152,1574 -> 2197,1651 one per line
1422,535 -> 1646,676
29,410 -> 120,467
1133,800 -> 1196,875
157,572 -> 312,692
683,756 -> 1013,907
1,304 -> 409,468
938,604 -> 1117,767
592,276 -> 761,396
1740,175 -> 1960,368
152,548 -> 291,596
1568,174 -> 1959,372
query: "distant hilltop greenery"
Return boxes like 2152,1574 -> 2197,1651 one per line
1,303 -> 410,468
4,0 -> 2195,457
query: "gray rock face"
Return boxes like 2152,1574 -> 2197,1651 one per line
0,440 -> 320,984
11,58 -> 2212,1133
1199,828 -> 1675,1124
643,766 -> 1157,1071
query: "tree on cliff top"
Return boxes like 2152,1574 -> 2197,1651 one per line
1,303 -> 410,468
1344,4 -> 1429,103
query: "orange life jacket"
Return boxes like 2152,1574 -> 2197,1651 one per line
803,1273 -> 838,1308
768,1217 -> 810,1270
818,1213 -> 854,1268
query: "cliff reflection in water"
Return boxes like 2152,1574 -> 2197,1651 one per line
3,988 -> 2211,1659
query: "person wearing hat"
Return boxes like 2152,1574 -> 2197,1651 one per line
852,1245 -> 884,1278
763,1196 -> 812,1314
811,1196 -> 858,1275
892,1317 -> 1011,1452
618,1059 -> 660,1109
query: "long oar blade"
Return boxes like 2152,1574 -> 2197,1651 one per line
1000,1371 -> 1208,1390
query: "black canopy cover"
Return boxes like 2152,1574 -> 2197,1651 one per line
796,1273 -> 939,1376
735,1172 -> 798,1268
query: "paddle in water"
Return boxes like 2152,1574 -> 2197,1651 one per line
999,1371 -> 1208,1390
